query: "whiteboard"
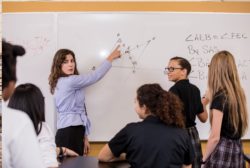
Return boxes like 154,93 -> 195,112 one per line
3,12 -> 250,141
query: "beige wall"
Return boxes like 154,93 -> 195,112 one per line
2,0 -> 250,2
2,1 -> 250,13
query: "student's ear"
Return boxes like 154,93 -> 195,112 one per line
143,105 -> 151,115
181,69 -> 188,78
3,81 -> 16,101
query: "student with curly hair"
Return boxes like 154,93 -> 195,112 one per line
98,83 -> 194,168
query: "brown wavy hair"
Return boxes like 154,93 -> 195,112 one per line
137,83 -> 185,128
48,49 -> 79,94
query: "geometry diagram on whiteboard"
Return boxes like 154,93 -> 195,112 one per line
112,33 -> 156,73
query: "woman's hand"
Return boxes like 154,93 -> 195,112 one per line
57,147 -> 79,157
107,45 -> 121,62
201,90 -> 210,106
64,147 -> 79,157
83,136 -> 90,155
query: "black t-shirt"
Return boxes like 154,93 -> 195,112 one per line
108,116 -> 194,168
169,79 -> 204,127
210,92 -> 241,139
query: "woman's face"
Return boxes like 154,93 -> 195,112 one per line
167,60 -> 185,82
61,54 -> 75,75
134,96 -> 147,119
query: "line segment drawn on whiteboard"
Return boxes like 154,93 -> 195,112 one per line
111,33 -> 156,73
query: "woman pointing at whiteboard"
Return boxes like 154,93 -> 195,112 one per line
49,46 -> 121,156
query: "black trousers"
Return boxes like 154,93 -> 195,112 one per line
55,125 -> 85,156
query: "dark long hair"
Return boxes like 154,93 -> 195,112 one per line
8,83 -> 45,135
48,49 -> 79,94
2,39 -> 25,90
137,83 -> 185,128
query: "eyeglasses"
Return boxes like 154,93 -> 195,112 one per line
164,67 -> 183,74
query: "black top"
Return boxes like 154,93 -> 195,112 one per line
210,92 -> 241,140
109,116 -> 194,168
169,79 -> 204,128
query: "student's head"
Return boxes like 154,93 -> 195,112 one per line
208,50 -> 239,94
208,50 -> 248,137
166,57 -> 191,82
2,40 -> 25,101
49,49 -> 79,94
135,83 -> 185,128
8,83 -> 45,135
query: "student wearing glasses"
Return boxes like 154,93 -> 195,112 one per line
165,57 -> 208,168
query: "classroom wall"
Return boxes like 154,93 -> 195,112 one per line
2,1 -> 250,13
2,0 -> 250,2
2,0 -> 250,154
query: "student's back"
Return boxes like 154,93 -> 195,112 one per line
110,116 -> 192,168
99,84 -> 194,168
2,106 -> 44,168
169,80 -> 203,127
2,40 -> 45,168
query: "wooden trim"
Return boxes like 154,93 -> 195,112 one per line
3,2 -> 250,13
88,140 -> 250,156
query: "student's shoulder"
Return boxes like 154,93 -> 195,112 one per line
4,107 -> 31,124
174,128 -> 190,140
212,91 -> 226,103
39,122 -> 54,136
188,82 -> 201,92
124,121 -> 143,129
38,122 -> 54,142
3,107 -> 35,139
57,75 -> 82,86
59,75 -> 80,81
169,83 -> 178,92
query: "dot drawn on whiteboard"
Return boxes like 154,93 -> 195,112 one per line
112,33 -> 156,73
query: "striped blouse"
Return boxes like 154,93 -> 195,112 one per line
54,60 -> 111,135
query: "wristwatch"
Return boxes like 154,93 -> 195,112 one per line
201,160 -> 206,164
59,147 -> 64,158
